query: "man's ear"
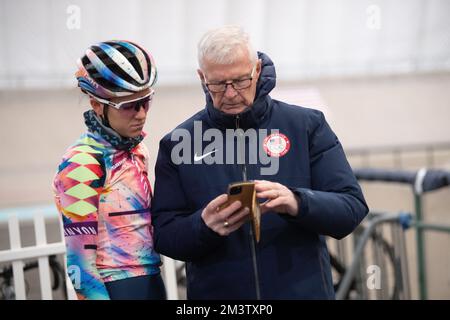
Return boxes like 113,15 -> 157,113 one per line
90,99 -> 104,116
197,69 -> 206,83
256,58 -> 262,77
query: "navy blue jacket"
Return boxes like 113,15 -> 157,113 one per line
151,52 -> 369,299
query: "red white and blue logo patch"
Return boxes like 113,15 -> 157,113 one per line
263,133 -> 291,157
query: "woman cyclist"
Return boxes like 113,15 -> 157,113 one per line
53,40 -> 166,300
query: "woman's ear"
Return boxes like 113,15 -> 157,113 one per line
90,99 -> 104,116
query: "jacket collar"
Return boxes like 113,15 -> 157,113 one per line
204,52 -> 276,130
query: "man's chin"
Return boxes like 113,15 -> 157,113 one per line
220,104 -> 248,115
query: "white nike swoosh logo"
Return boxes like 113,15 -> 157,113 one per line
194,149 -> 217,162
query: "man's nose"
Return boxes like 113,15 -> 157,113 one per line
223,83 -> 238,98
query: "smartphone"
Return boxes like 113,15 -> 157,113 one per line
219,181 -> 261,242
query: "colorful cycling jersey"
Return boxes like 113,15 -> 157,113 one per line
53,131 -> 161,300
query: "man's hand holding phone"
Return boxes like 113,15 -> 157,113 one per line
202,182 -> 263,242
201,194 -> 250,237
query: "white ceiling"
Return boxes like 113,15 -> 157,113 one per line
0,0 -> 449,88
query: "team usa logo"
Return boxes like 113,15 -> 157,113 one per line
263,133 -> 291,157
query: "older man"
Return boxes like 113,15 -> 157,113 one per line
152,25 -> 368,299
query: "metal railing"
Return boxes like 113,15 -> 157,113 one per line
334,211 -> 413,300
0,208 -> 180,300
346,142 -> 450,169
351,167 -> 450,299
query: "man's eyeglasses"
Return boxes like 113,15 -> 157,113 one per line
88,90 -> 154,114
205,65 -> 256,93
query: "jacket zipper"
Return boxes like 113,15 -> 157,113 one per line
235,115 -> 261,300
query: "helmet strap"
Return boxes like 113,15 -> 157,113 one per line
101,104 -> 112,128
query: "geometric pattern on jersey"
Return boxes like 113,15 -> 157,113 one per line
65,200 -> 97,216
68,152 -> 100,165
64,147 -> 102,217
66,166 -> 99,183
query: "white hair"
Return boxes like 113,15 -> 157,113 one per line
197,25 -> 258,69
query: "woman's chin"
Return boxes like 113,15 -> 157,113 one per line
121,130 -> 142,139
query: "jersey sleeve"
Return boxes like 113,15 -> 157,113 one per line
53,145 -> 110,300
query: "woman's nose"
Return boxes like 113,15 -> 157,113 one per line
134,105 -> 148,118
